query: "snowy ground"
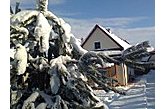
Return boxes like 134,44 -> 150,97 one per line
94,70 -> 155,109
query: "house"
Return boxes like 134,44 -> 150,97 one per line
81,24 -> 133,86
81,24 -> 131,53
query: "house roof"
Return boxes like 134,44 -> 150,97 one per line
81,24 -> 131,50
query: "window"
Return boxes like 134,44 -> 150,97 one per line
94,41 -> 101,49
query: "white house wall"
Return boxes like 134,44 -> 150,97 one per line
83,27 -> 120,51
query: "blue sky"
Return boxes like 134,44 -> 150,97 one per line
10,0 -> 155,47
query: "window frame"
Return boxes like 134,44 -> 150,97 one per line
94,41 -> 101,50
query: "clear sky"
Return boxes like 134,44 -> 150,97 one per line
10,0 -> 155,47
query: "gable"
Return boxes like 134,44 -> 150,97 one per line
82,25 -> 125,51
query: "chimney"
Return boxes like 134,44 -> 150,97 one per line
106,28 -> 111,33
81,38 -> 84,43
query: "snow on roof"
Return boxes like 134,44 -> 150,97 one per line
98,25 -> 131,50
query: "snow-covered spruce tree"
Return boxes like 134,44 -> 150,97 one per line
10,0 -> 108,109
10,0 -> 154,109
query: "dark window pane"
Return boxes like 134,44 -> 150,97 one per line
94,42 -> 101,49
